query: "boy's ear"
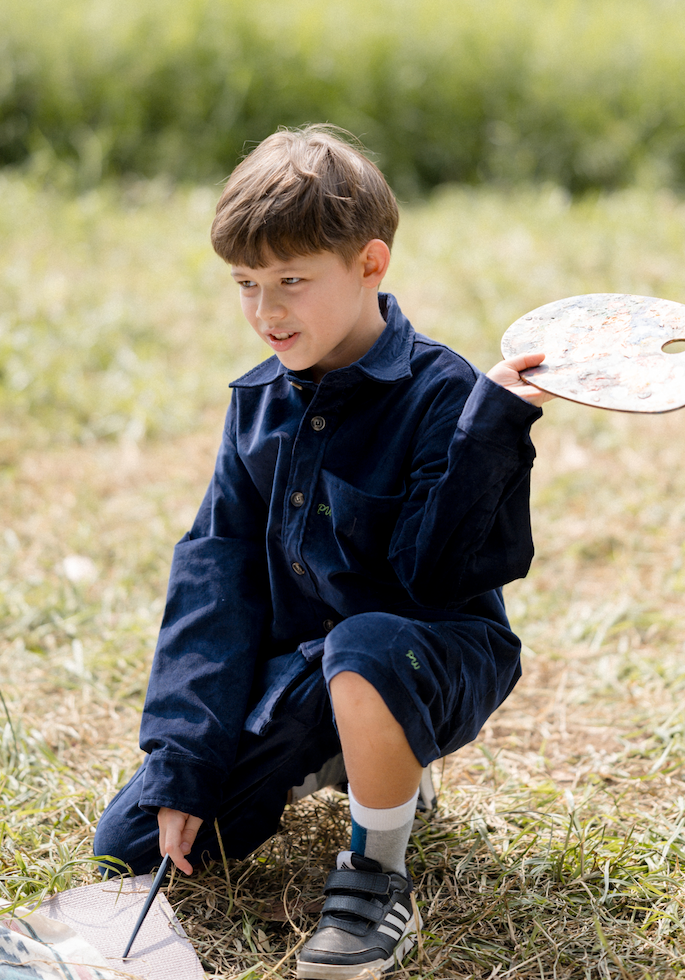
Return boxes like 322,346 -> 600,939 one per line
360,239 -> 391,287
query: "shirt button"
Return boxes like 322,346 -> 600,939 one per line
323,619 -> 336,633
291,562 -> 306,576
310,416 -> 326,431
290,491 -> 305,507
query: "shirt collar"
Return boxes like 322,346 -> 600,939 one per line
229,293 -> 414,389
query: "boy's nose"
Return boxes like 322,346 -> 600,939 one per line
257,291 -> 286,322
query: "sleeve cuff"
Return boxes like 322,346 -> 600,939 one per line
138,751 -> 224,824
458,372 -> 542,451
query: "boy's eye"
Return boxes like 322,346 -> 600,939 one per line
238,280 -> 257,289
282,277 -> 302,285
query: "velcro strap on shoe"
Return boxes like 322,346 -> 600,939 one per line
322,894 -> 384,922
324,869 -> 391,896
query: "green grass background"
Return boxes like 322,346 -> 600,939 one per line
3,0 -> 685,193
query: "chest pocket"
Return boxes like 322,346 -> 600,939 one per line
311,469 -> 406,580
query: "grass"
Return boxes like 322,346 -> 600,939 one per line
1,173 -> 685,976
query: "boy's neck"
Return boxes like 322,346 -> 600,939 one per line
309,298 -> 387,384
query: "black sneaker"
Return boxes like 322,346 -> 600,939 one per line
296,852 -> 422,979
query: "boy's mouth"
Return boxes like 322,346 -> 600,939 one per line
266,330 -> 299,352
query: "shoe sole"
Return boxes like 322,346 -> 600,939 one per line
296,913 -> 422,980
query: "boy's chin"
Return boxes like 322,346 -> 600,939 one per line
276,353 -> 317,376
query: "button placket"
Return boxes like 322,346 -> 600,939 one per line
284,398 -> 336,594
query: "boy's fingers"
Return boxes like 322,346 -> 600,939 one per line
180,815 -> 204,854
158,808 -> 203,875
166,843 -> 194,876
489,352 -> 546,383
486,352 -> 555,406
504,351 -> 546,372
486,352 -> 545,386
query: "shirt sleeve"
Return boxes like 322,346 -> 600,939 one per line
389,371 -> 542,608
138,398 -> 270,822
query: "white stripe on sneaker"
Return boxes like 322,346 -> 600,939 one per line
385,913 -> 406,930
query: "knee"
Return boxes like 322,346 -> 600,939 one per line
93,809 -> 160,877
322,612 -> 411,685
93,816 -> 132,877
323,612 -> 401,665
92,766 -> 159,875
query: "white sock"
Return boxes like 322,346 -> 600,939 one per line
347,786 -> 419,875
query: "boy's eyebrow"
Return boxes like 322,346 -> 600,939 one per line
230,264 -> 306,279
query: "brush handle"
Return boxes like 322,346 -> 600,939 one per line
122,853 -> 171,958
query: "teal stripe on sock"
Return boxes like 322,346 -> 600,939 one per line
350,819 -> 367,854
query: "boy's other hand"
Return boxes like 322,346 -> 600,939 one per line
486,353 -> 555,407
157,807 -> 203,875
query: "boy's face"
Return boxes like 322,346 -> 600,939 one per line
230,246 -> 388,382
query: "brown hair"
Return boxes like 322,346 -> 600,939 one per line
211,125 -> 399,267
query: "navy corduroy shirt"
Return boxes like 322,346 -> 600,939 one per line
139,293 -> 542,820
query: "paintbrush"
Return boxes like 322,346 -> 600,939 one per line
122,853 -> 171,958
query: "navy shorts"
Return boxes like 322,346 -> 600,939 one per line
94,611 -> 520,874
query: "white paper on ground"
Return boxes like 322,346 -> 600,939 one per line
37,876 -> 205,980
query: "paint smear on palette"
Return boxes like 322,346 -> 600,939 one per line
501,293 -> 685,413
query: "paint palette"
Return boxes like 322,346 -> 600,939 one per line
501,293 -> 685,413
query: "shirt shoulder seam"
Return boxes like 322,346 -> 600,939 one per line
412,335 -> 479,381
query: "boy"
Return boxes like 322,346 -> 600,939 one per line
94,125 -> 551,978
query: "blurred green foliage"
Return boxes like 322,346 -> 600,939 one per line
2,0 -> 685,194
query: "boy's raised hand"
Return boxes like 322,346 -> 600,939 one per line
486,352 -> 555,407
157,806 -> 203,875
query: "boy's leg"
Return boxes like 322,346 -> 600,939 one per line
296,672 -> 423,979
297,610 -> 521,979
330,671 -> 422,875
331,672 -> 423,808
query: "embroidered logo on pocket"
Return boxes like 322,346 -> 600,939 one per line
406,649 -> 421,670
317,503 -> 332,517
